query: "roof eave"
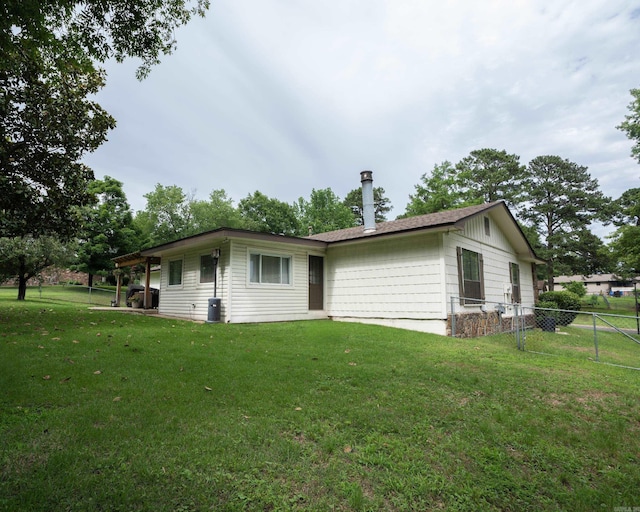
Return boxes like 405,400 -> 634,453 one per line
139,228 -> 326,257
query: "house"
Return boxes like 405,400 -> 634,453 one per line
113,172 -> 542,337
555,274 -> 638,296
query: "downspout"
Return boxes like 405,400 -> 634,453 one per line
213,248 -> 220,298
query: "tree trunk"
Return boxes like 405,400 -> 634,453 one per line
88,273 -> 94,288
17,255 -> 28,300
17,274 -> 27,300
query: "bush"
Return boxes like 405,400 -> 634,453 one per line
562,281 -> 587,298
537,291 -> 581,325
534,300 -> 559,327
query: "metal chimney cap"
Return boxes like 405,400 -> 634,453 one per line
360,170 -> 373,182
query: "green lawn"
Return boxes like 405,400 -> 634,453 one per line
581,294 -> 638,316
1,297 -> 639,511
1,284 -> 124,306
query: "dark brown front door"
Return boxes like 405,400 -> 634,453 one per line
308,255 -> 324,310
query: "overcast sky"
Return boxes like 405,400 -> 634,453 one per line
84,0 -> 640,234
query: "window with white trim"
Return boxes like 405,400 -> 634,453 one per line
249,253 -> 291,284
200,254 -> 215,284
168,259 -> 183,286
456,247 -> 484,305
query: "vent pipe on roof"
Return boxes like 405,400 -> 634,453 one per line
360,170 -> 376,233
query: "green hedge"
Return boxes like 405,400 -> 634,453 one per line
537,291 -> 581,326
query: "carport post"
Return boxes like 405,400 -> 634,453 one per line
144,258 -> 151,309
115,269 -> 122,307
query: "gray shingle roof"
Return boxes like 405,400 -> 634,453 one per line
306,202 -> 503,243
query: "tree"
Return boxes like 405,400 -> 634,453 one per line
402,161 -> 473,217
612,187 -> 640,227
72,176 -> 139,287
456,148 -> 527,208
617,88 -> 640,164
562,281 -> 587,298
1,0 -> 209,241
238,192 -> 300,236
609,188 -> 640,274
0,236 -> 74,300
1,1 -> 209,80
190,189 -> 245,233
136,184 -> 194,246
519,156 -> 610,290
551,229 -> 613,277
609,226 -> 640,275
297,188 -> 356,235
1,42 -> 116,240
343,187 -> 392,225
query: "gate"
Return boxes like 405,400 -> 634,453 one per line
449,297 -> 640,369
515,306 -> 640,369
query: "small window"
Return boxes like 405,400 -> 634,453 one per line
249,253 -> 291,285
457,247 -> 484,305
510,262 -> 521,303
200,254 -> 215,284
168,259 -> 183,286
484,217 -> 491,236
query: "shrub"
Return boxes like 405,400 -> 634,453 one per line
537,291 -> 581,325
562,281 -> 587,298
534,300 -> 559,327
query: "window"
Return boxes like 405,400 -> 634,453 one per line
484,217 -> 491,236
168,259 -> 183,286
200,254 -> 215,284
249,253 -> 291,285
456,247 -> 484,304
510,262 -> 521,303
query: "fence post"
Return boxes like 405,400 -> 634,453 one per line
518,305 -> 524,351
593,314 -> 599,362
514,304 -> 520,350
451,296 -> 456,338
518,305 -> 525,351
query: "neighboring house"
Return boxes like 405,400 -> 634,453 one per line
114,173 -> 542,337
555,274 -> 637,296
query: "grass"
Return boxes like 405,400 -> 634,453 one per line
1,285 -> 124,307
581,294 -> 638,316
515,323 -> 640,369
1,296 -> 640,511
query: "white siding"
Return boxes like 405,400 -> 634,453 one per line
325,233 -> 446,321
157,246 -> 230,322
444,214 -> 537,313
227,240 -> 326,323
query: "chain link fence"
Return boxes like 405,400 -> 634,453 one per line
449,297 -> 640,370
28,285 -> 125,307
